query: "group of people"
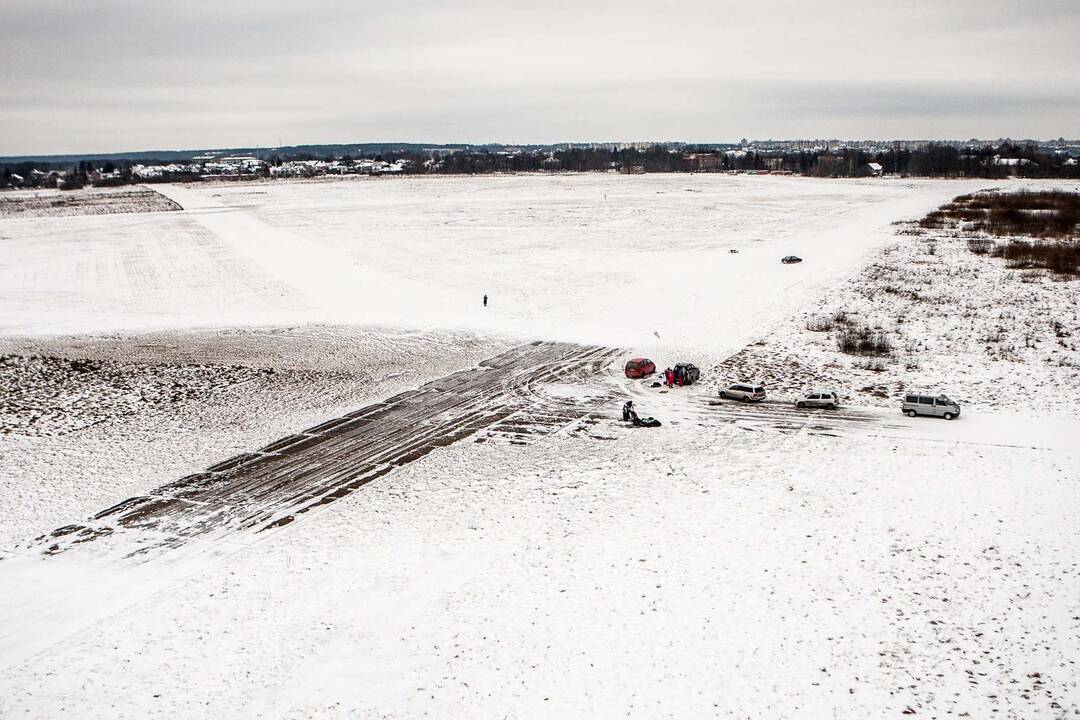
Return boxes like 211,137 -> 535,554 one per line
663,366 -> 688,388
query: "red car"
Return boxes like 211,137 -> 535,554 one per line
624,358 -> 656,379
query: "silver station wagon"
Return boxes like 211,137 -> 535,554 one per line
795,389 -> 840,410
902,394 -> 960,420
719,383 -> 767,402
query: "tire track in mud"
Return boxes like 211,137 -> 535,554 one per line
27,342 -> 623,558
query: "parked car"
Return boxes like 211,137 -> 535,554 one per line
902,393 -> 960,420
719,383 -> 766,402
624,357 -> 657,379
673,362 -> 701,385
795,389 -> 840,410
781,255 -> 803,264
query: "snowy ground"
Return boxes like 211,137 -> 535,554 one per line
1,175 -> 1077,718
2,174 -> 988,356
709,196 -> 1080,416
0,325 -> 511,549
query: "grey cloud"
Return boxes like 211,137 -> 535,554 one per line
1,0 -> 1077,154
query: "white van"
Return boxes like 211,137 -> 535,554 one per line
902,394 -> 960,420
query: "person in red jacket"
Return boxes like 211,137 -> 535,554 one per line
664,367 -> 675,388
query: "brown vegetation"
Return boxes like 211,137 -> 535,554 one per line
837,325 -> 893,357
990,240 -> 1080,276
921,190 -> 1080,238
920,190 -> 1080,277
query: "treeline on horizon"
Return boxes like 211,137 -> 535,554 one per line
422,143 -> 1078,178
3,142 -> 1078,185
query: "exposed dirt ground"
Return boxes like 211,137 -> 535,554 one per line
1,354 -> 277,437
0,186 -> 182,217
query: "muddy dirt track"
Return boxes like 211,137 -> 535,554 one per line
31,342 -> 622,557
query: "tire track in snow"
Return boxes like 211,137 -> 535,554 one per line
24,342 -> 623,559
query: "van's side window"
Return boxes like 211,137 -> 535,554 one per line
906,396 -> 918,403
919,397 -> 934,405
935,399 -> 950,406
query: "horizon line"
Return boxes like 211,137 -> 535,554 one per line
3,136 -> 1079,162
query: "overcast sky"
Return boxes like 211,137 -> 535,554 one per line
3,0 -> 1079,155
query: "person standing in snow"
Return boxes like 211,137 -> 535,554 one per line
664,367 -> 674,388
622,400 -> 636,422
483,294 -> 488,307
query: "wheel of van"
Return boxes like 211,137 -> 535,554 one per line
796,401 -> 806,409
905,409 -> 917,418
742,395 -> 751,402
719,391 -> 728,399
825,403 -> 836,410
943,412 -> 954,420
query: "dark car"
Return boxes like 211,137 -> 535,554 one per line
624,357 -> 657,379
781,255 -> 803,264
673,362 -> 701,385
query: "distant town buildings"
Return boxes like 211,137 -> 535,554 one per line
2,139 -> 1079,190
993,156 -> 1037,172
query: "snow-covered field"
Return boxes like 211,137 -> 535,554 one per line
2,174 -> 986,356
1,175 -> 1077,718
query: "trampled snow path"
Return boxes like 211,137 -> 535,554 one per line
693,398 -> 1080,450
154,183 -> 434,325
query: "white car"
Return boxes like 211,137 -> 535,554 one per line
719,383 -> 766,402
795,389 -> 840,410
